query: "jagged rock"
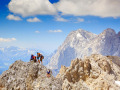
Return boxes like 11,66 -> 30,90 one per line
84,59 -> 91,78
98,59 -> 111,73
57,54 -> 120,90
0,60 -> 62,90
62,79 -> 89,90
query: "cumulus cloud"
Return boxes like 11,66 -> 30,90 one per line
35,30 -> 40,33
7,14 -> 22,21
75,18 -> 84,23
54,0 -> 120,17
49,30 -> 62,33
8,0 -> 120,18
55,16 -> 68,22
8,0 -> 57,17
27,17 -> 41,22
0,38 -> 16,42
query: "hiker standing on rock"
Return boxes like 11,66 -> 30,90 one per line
37,52 -> 44,64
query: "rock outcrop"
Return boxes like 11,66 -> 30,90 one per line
57,54 -> 120,90
0,61 -> 62,90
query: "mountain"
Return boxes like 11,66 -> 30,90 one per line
48,28 -> 120,71
57,54 -> 120,90
0,60 -> 62,90
0,46 -> 51,74
0,54 -> 120,90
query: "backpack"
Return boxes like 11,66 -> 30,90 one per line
31,55 -> 34,59
34,56 -> 36,59
47,70 -> 50,74
41,55 -> 44,59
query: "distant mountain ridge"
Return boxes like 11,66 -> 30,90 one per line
48,28 -> 120,71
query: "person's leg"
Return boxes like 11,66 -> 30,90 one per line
37,57 -> 39,63
38,60 -> 40,63
41,59 -> 43,64
40,58 -> 42,64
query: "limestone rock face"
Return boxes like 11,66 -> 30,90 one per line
57,54 -> 120,90
0,60 -> 62,90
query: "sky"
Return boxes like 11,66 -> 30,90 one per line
0,0 -> 120,52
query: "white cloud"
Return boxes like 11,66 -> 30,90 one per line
75,18 -> 84,23
55,0 -> 120,17
27,17 -> 41,22
0,66 -> 5,69
8,0 -> 57,17
35,30 -> 40,33
0,38 -> 16,42
49,30 -> 63,33
55,16 -> 68,22
7,14 -> 22,21
8,0 -> 120,18
4,63 -> 11,66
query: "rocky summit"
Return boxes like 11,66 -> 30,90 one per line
0,54 -> 120,90
0,61 -> 62,90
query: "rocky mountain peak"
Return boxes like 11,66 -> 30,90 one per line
0,60 -> 62,90
101,28 -> 116,36
68,29 -> 97,40
117,31 -> 120,36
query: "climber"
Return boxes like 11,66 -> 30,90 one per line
33,56 -> 37,62
37,52 -> 41,63
30,54 -> 34,61
46,69 -> 51,77
40,54 -> 44,64
30,54 -> 37,63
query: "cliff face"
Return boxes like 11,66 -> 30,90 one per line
0,61 -> 62,90
57,54 -> 120,90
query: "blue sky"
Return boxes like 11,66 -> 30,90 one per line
0,0 -> 120,52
